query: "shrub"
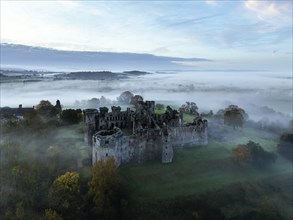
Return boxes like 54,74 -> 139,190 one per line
232,141 -> 277,167
277,133 -> 293,161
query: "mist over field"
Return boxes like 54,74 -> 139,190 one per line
1,69 -> 292,122
1,44 -> 291,123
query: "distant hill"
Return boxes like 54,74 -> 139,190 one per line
60,70 -> 150,80
0,68 -> 152,81
0,43 -> 211,71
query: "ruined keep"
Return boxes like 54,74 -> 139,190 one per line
84,100 -> 208,166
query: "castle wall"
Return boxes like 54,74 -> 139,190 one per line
170,125 -> 208,147
92,124 -> 207,166
92,128 -> 164,166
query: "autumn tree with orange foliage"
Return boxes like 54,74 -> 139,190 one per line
232,144 -> 251,166
232,141 -> 277,167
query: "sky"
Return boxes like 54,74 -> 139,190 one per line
0,0 -> 292,71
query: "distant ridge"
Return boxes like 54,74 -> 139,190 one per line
0,43 -> 211,71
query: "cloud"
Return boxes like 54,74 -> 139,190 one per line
171,14 -> 223,26
152,47 -> 171,54
244,0 -> 292,25
172,60 -> 212,67
56,1 -> 106,17
0,0 -> 291,71
245,1 -> 278,16
214,22 -> 281,49
200,2 -> 292,51
205,0 -> 217,6
57,0 -> 81,9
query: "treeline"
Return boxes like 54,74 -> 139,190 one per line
0,143 -> 124,220
0,99 -> 126,220
232,141 -> 277,167
73,91 -> 143,109
2,100 -> 83,133
58,70 -> 150,80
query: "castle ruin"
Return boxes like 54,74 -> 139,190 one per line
83,100 -> 208,166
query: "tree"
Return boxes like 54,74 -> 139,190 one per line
246,141 -> 277,166
48,172 -> 82,220
189,102 -> 199,115
155,103 -> 165,111
61,109 -> 82,124
23,109 -> 43,127
277,133 -> 293,161
117,91 -> 134,105
88,157 -> 121,219
15,202 -> 25,220
290,119 -> 293,128
0,141 -> 21,164
232,141 -> 277,167
1,159 -> 51,213
130,95 -> 143,105
42,209 -> 63,220
232,144 -> 251,166
179,101 -> 199,116
224,106 -> 245,129
36,100 -> 54,118
4,202 -> 25,220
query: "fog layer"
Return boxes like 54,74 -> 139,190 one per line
1,70 -> 292,121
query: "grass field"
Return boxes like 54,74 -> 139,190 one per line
120,126 -> 291,201
154,109 -> 166,115
183,113 -> 195,123
155,109 -> 197,122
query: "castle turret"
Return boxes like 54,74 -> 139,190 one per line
83,109 -> 99,146
145,101 -> 155,114
92,128 -> 123,166
111,106 -> 121,113
99,107 -> 109,116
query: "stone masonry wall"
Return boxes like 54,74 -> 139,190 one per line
92,124 -> 208,166
170,126 -> 208,147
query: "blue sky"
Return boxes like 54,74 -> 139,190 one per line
1,0 -> 292,71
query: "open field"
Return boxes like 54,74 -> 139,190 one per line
120,126 -> 291,201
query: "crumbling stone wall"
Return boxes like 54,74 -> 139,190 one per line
92,123 -> 207,166
170,125 -> 208,147
86,100 -> 208,166
92,128 -> 163,166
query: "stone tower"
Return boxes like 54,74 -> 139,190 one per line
83,109 -> 99,146
161,127 -> 173,163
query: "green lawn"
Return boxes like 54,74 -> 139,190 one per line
120,126 -> 291,200
218,127 -> 279,151
154,111 -> 196,122
155,109 -> 166,115
183,113 -> 195,123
